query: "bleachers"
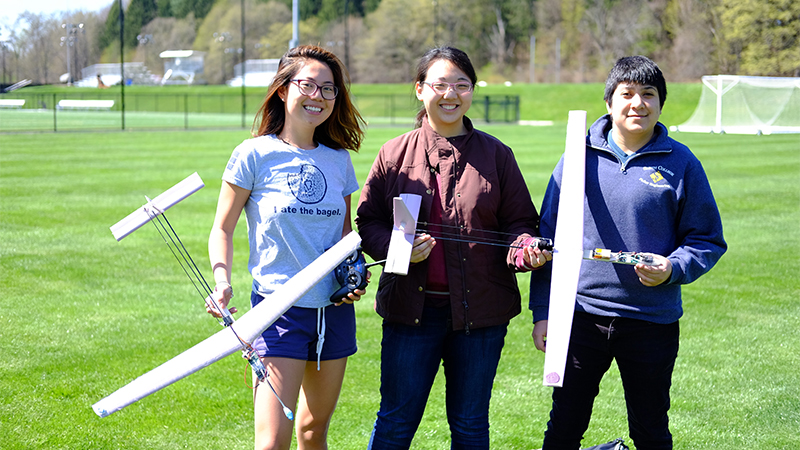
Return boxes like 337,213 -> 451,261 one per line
57,99 -> 115,110
0,99 -> 25,108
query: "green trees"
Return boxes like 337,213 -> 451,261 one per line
75,0 -> 800,83
719,0 -> 800,76
124,0 -> 159,47
4,0 -> 798,85
171,0 -> 217,19
98,1 -> 122,51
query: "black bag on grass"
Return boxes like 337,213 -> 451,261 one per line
581,438 -> 629,450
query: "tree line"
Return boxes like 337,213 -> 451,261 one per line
1,0 -> 798,87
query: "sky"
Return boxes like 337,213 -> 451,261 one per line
1,0 -> 114,35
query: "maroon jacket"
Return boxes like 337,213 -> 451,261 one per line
355,117 -> 540,332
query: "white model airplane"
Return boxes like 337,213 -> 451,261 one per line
110,172 -> 205,241
93,173 -> 362,418
542,110 -> 586,387
378,111 -> 587,388
540,111 -> 657,387
384,193 -> 422,275
370,111 -> 655,389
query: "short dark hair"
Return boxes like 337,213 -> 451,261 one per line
604,56 -> 667,109
414,46 -> 477,128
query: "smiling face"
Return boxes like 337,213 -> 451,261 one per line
415,59 -> 473,137
607,82 -> 662,145
279,59 -> 335,141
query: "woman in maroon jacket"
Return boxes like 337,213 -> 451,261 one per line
356,46 -> 551,450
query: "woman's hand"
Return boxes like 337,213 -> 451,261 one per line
333,270 -> 372,306
205,282 -> 237,318
514,237 -> 553,271
522,245 -> 553,269
409,233 -> 436,263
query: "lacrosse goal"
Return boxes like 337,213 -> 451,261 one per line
671,75 -> 800,135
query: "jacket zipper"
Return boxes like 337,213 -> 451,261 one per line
449,142 -> 470,335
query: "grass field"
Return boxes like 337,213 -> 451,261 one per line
1,115 -> 799,449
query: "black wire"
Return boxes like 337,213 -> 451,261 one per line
144,207 -> 283,406
148,212 -> 211,300
145,210 -> 233,326
417,228 -> 519,247
422,234 -> 531,249
158,213 -> 214,296
417,221 -> 526,239
145,209 -> 256,351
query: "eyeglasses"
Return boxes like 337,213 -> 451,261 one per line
290,79 -> 339,100
422,81 -> 474,95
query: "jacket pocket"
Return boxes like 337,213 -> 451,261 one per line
376,272 -> 398,297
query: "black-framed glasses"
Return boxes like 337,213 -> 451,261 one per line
290,79 -> 339,100
422,81 -> 474,95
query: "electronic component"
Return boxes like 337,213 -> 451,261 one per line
583,248 -> 655,265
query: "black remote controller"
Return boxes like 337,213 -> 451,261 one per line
330,248 -> 368,303
531,237 -> 554,252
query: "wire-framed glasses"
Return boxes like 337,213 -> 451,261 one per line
290,79 -> 339,100
422,81 -> 474,95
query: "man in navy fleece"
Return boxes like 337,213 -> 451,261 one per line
529,55 -> 727,450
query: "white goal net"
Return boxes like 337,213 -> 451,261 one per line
671,75 -> 800,135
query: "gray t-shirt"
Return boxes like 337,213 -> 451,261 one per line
223,135 -> 359,308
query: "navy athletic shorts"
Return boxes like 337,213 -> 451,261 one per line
250,291 -> 357,361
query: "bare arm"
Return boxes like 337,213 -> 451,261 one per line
207,181 -> 250,317
341,194 -> 353,237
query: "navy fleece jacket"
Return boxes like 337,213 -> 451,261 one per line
529,115 -> 727,324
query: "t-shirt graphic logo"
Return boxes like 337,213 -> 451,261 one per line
287,164 -> 327,204
226,150 -> 240,171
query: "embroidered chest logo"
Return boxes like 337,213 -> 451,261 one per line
650,171 -> 664,183
287,164 -> 327,204
639,166 -> 673,189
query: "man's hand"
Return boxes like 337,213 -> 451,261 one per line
532,320 -> 548,353
635,254 -> 672,286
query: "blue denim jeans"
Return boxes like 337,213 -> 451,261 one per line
542,311 -> 680,450
367,306 -> 508,450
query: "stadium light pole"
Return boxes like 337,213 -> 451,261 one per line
290,0 -> 299,49
61,23 -> 84,85
119,0 -> 125,130
213,32 -> 233,82
555,38 -> 560,84
432,0 -> 438,44
241,0 -> 246,128
529,35 -> 535,84
344,0 -> 349,70
137,34 -> 153,66
0,41 -> 9,87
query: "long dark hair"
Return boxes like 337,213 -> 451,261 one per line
252,45 -> 365,151
414,46 -> 478,129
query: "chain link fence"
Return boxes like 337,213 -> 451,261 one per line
0,92 -> 519,133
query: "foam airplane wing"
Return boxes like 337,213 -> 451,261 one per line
110,172 -> 205,241
542,110 -> 587,387
384,193 -> 422,275
93,231 -> 362,417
